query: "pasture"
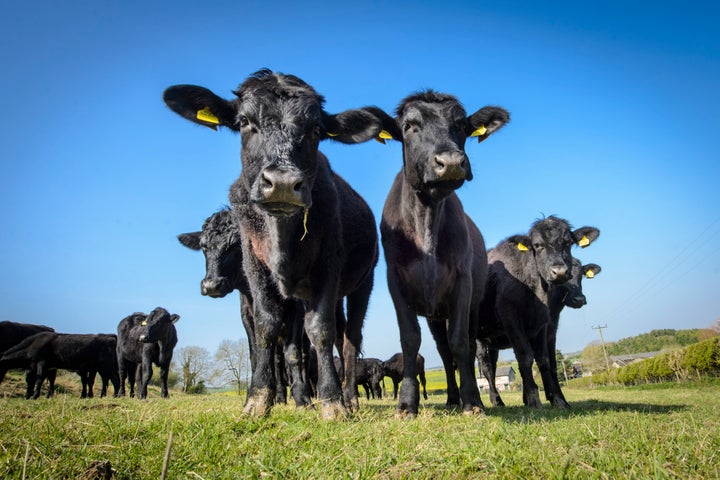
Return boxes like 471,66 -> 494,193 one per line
1,377 -> 718,479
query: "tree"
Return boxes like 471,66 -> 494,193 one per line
580,342 -> 608,374
698,318 -> 720,342
177,346 -> 211,394
555,350 -> 573,383
213,339 -> 251,395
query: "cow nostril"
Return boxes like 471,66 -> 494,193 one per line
293,180 -> 303,193
261,171 -> 274,189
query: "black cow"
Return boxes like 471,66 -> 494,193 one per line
0,332 -> 119,399
477,217 -> 599,408
356,357 -> 384,399
177,209 -> 308,407
381,352 -> 428,401
116,307 -> 179,399
0,321 -> 56,397
373,91 -> 509,415
477,259 -> 601,407
163,69 -> 383,418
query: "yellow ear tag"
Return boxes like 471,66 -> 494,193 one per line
517,242 -> 529,252
585,269 -> 595,279
326,132 -> 339,137
196,107 -> 219,125
300,207 -> 309,241
378,130 -> 393,140
470,124 -> 487,137
141,320 -> 147,326
578,235 -> 590,248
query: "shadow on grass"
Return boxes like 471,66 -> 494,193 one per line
359,396 -> 688,423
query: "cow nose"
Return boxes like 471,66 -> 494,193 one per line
549,266 -> 571,283
201,278 -> 229,297
569,295 -> 587,308
433,151 -> 470,181
259,168 -> 305,204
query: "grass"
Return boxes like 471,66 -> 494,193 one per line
1,376 -> 719,479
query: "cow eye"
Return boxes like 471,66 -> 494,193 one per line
403,121 -> 419,134
239,116 -> 250,128
533,243 -> 544,251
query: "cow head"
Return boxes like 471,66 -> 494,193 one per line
164,69 -> 386,217
178,209 -> 241,298
367,92 -> 509,203
510,217 -> 600,285
552,259 -> 602,308
139,307 -> 180,343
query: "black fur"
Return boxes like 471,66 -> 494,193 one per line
381,352 -> 428,401
116,307 -> 179,399
477,217 -> 599,408
0,332 -> 118,399
376,91 -> 509,415
178,209 -> 310,407
164,70 -> 383,417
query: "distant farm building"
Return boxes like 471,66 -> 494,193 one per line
477,366 -> 516,392
610,351 -> 661,368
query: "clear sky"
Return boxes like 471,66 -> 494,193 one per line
1,1 -> 719,368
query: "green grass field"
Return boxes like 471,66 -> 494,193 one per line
1,374 -> 719,479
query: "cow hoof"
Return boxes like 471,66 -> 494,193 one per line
243,388 -> 273,417
395,409 -> 418,420
320,400 -> 347,420
553,399 -> 571,410
462,405 -> 485,416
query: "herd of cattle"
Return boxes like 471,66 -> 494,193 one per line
0,307 -> 179,400
1,69 -> 602,419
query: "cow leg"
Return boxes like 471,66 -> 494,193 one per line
531,331 -> 569,409
86,370 -> 97,398
139,359 -> 152,399
80,371 -> 88,398
274,343 -> 288,404
158,363 -> 170,398
544,326 -> 567,406
117,360 -> 127,397
33,362 -> 46,400
427,319 -> 460,406
46,369 -> 56,399
447,282 -> 483,414
283,301 -> 312,408
244,284 -> 285,417
24,368 -> 37,399
239,292 -> 257,375
305,293 -> 345,419
343,274 -> 372,413
476,341 -> 504,407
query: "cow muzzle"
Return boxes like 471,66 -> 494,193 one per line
256,167 -> 307,215
201,277 -> 232,298
433,151 -> 472,182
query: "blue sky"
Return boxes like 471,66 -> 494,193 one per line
1,1 -> 718,368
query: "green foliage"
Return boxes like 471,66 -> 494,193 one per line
571,337 -> 720,388
605,329 -> 701,356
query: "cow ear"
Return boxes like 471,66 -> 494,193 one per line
163,85 -> 239,131
467,106 -> 510,143
583,263 -> 602,278
177,232 -> 201,250
170,314 -> 180,324
354,106 -> 402,144
509,234 -> 532,253
321,109 -> 385,144
573,227 -> 600,248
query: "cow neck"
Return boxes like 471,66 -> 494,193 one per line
402,181 -> 451,313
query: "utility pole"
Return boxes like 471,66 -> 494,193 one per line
592,324 -> 611,372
